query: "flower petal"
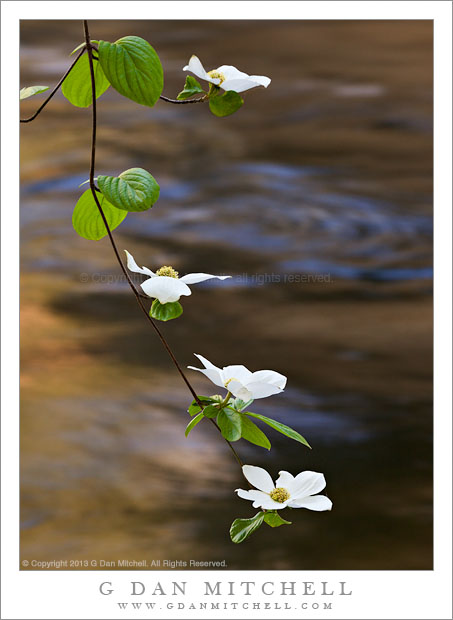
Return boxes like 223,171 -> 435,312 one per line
275,470 -> 294,489
221,78 -> 268,93
249,370 -> 287,389
227,383 -> 254,402
124,250 -> 155,277
216,66 -> 271,89
248,75 -> 271,88
222,365 -> 253,384
183,55 -> 208,79
241,381 -> 283,399
235,489 -> 269,503
180,273 -> 231,285
187,355 -> 225,388
183,55 -> 220,85
255,499 -> 290,510
290,471 -> 327,498
140,276 -> 191,303
242,465 -> 274,493
215,65 -> 249,81
289,494 -> 332,511
187,366 -> 225,388
192,353 -> 219,370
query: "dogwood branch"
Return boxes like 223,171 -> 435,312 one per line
159,94 -> 207,104
82,20 -> 245,472
20,47 -> 86,123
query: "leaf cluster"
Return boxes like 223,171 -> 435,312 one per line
186,397 -> 311,450
230,511 -> 292,544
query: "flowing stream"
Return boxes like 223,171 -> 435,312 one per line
20,20 -> 432,569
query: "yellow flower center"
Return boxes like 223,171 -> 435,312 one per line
270,487 -> 290,503
207,70 -> 226,85
156,265 -> 179,279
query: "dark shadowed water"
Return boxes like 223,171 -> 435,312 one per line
20,20 -> 432,570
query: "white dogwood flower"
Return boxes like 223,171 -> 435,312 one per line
187,354 -> 286,401
125,250 -> 231,304
236,465 -> 332,511
183,55 -> 271,93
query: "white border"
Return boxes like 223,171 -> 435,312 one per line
2,2 -> 451,619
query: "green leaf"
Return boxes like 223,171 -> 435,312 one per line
62,54 -> 110,108
230,512 -> 264,544
188,403 -> 201,416
78,178 -> 93,188
201,404 -> 220,419
209,90 -> 243,117
72,189 -> 127,241
232,397 -> 254,412
97,168 -> 159,212
188,396 -> 215,417
98,36 -> 163,107
185,411 -> 204,437
70,41 -> 98,56
20,85 -> 49,100
70,42 -> 85,56
217,409 -> 242,442
239,414 -> 271,450
263,511 -> 292,528
177,75 -> 205,100
244,412 -> 311,449
149,300 -> 183,322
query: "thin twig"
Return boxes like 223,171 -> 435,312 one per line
20,47 -> 86,123
160,94 -> 207,105
82,20 -> 244,471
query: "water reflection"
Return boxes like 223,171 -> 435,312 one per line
20,20 -> 432,570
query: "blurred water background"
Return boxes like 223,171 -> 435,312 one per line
20,20 -> 432,570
